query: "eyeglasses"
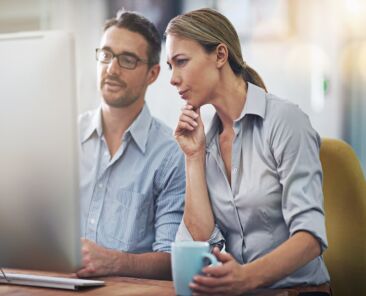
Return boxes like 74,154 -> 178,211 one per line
95,48 -> 149,70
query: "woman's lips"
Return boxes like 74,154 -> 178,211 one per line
179,89 -> 189,99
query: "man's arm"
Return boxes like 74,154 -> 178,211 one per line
76,239 -> 171,280
152,143 -> 185,252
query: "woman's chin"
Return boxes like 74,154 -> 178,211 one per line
184,98 -> 199,108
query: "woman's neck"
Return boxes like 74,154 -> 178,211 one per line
211,68 -> 247,130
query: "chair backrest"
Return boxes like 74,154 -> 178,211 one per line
320,138 -> 366,295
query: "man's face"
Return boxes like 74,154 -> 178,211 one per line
97,26 -> 155,108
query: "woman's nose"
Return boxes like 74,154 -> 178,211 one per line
170,70 -> 181,86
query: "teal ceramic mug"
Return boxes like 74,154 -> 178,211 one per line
171,241 -> 218,296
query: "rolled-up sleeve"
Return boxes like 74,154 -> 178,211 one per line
152,144 -> 185,253
271,105 -> 328,253
175,220 -> 225,249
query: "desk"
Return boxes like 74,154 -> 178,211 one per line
0,270 -> 297,296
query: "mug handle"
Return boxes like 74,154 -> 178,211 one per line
202,252 -> 218,266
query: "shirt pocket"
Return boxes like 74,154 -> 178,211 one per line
103,189 -> 149,249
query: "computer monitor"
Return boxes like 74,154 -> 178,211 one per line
0,31 -> 81,272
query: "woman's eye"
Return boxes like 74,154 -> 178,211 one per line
176,59 -> 188,66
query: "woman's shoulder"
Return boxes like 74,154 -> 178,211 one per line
264,93 -> 311,128
262,92 -> 319,149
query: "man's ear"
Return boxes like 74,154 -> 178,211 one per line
147,64 -> 160,85
216,43 -> 228,69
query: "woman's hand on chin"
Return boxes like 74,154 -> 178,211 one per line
175,104 -> 206,159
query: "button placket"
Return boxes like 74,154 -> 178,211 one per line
231,125 -> 241,195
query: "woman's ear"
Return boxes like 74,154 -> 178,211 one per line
216,43 -> 228,69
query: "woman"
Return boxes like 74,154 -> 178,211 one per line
165,8 -> 330,296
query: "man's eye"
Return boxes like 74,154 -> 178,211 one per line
121,56 -> 136,64
101,52 -> 111,61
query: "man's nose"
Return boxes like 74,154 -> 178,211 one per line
106,57 -> 120,75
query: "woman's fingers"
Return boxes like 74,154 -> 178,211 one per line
181,108 -> 199,119
179,114 -> 198,127
175,107 -> 200,135
178,120 -> 195,131
181,104 -> 194,111
175,121 -> 195,136
175,104 -> 204,141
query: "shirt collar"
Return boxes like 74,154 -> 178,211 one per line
127,104 -> 152,154
206,82 -> 267,148
80,104 -> 152,154
236,82 -> 266,121
81,107 -> 103,143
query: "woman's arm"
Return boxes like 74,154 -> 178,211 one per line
175,105 -> 215,240
184,154 -> 215,240
191,231 -> 321,295
246,231 -> 321,288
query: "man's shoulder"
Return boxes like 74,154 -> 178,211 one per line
78,109 -> 99,142
148,116 -> 181,152
149,116 -> 174,140
78,109 -> 97,124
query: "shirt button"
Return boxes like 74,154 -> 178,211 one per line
98,183 -> 103,188
90,219 -> 95,224
233,167 -> 238,174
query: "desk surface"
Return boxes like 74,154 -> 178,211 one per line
0,270 -> 297,296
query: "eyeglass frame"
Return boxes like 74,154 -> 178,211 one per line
95,48 -> 150,70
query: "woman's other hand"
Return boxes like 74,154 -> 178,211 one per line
189,247 -> 254,296
175,104 -> 206,159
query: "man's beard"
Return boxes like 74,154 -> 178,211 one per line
104,92 -> 140,108
101,75 -> 140,108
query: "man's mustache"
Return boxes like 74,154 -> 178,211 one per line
102,75 -> 127,87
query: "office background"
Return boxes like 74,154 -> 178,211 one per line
0,0 -> 365,174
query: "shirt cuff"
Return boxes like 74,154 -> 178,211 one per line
175,220 -> 225,249
289,209 -> 328,254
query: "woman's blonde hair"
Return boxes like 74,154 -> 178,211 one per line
165,8 -> 267,91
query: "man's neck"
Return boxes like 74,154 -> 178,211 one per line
101,99 -> 144,156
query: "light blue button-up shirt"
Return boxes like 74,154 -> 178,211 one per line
79,104 -> 185,253
177,83 -> 330,287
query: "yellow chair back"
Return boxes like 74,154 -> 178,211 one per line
320,138 -> 366,295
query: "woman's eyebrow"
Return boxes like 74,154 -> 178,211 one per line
168,53 -> 185,63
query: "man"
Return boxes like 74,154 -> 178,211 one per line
77,10 -> 185,280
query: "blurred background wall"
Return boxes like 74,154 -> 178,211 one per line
0,0 -> 365,174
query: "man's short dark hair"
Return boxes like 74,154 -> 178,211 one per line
104,10 -> 161,66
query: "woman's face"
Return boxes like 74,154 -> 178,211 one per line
166,34 -> 219,108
